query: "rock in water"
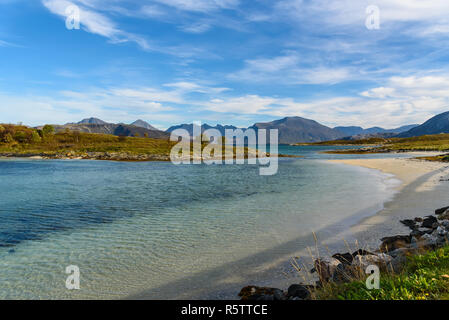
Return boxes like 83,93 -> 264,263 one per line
422,216 -> 438,229
436,206 -> 449,215
400,219 -> 417,230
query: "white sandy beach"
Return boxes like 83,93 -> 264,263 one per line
327,153 -> 449,249
330,153 -> 449,191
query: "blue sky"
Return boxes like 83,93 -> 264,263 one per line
1,0 -> 449,129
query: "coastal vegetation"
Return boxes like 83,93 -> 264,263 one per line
0,124 -> 278,161
316,245 -> 449,300
0,124 -> 176,160
297,133 -> 449,158
240,206 -> 449,301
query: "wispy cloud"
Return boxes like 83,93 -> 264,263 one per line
4,72 -> 449,129
42,0 -> 151,49
153,0 -> 240,13
0,39 -> 21,47
274,0 -> 449,35
229,53 -> 354,85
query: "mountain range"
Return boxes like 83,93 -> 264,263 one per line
166,123 -> 240,137
397,111 -> 449,138
251,117 -> 342,144
44,110 -> 449,143
51,118 -> 169,139
334,124 -> 419,137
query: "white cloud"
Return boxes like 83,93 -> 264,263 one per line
42,0 -> 151,49
2,74 -> 449,128
229,53 -> 354,84
153,0 -> 239,13
204,95 -> 278,114
199,74 -> 449,128
361,87 -> 396,99
180,23 -> 211,34
276,0 -> 449,36
163,81 -> 230,94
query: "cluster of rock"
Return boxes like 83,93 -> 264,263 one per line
75,152 -> 170,161
238,206 -> 449,301
238,284 -> 313,301
0,152 -> 171,161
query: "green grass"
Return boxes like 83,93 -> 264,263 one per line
294,137 -> 388,146
315,133 -> 449,155
315,246 -> 449,300
0,124 -> 271,160
0,130 -> 176,156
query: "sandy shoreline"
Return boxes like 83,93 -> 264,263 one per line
329,154 -> 449,191
131,153 -> 449,299
327,154 -> 449,250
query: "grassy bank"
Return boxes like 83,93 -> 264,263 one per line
316,245 -> 449,300
0,124 -> 285,161
0,124 -> 176,158
297,133 -> 449,156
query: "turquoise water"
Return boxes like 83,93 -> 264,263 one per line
0,146 -> 404,299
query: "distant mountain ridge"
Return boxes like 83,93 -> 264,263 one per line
335,124 -> 419,137
252,116 -> 343,144
398,111 -> 449,138
54,118 -> 169,139
77,117 -> 108,125
165,117 -> 421,144
130,119 -> 158,131
41,111 -> 449,144
166,123 -> 241,137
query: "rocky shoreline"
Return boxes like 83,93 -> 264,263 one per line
239,205 -> 449,300
0,151 -> 299,162
0,151 -> 172,161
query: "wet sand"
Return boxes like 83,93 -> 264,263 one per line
328,155 -> 449,250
